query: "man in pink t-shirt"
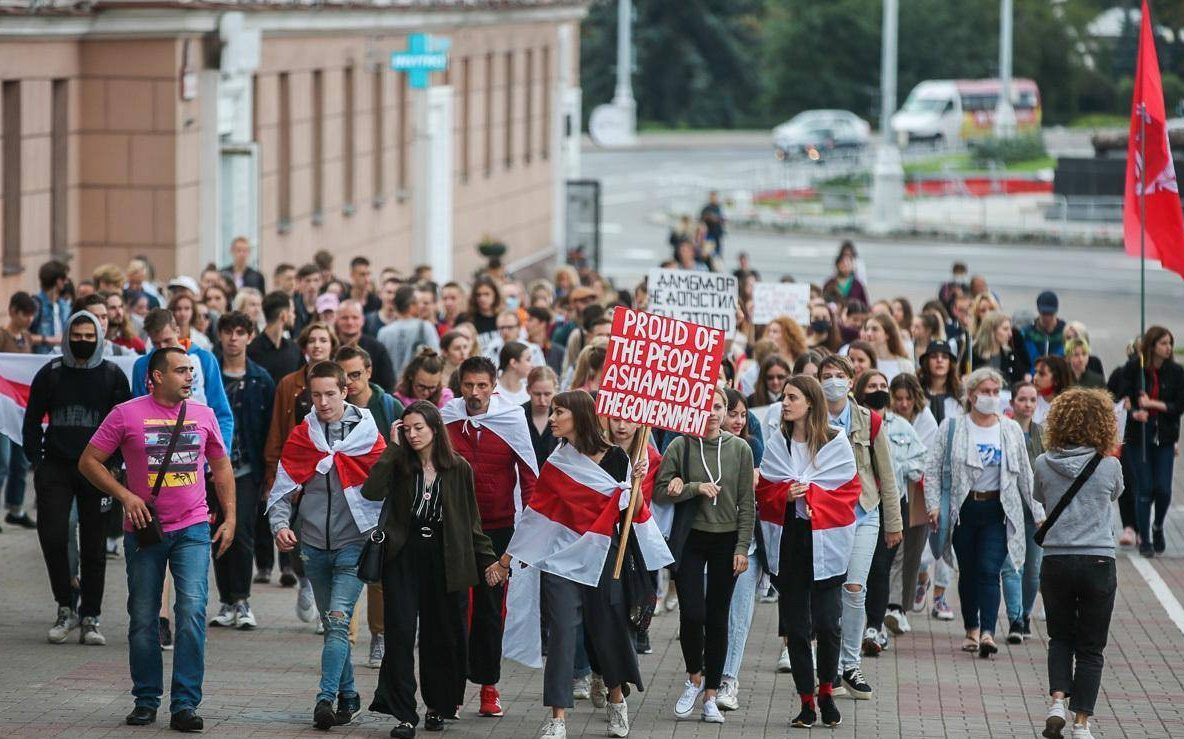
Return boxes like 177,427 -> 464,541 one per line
80,346 -> 235,733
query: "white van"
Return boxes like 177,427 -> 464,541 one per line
890,78 -> 1041,147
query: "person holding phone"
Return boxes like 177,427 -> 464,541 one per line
361,402 -> 497,738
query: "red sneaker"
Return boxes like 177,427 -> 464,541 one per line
479,685 -> 503,717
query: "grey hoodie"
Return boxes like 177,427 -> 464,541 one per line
1032,446 -> 1124,558
60,310 -> 107,368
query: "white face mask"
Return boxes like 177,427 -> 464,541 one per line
821,377 -> 850,402
974,394 -> 1000,415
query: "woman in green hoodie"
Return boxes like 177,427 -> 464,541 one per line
657,387 -> 754,725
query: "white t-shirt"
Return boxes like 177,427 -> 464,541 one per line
496,382 -> 529,406
878,358 -> 902,383
790,439 -> 811,519
968,418 -> 1003,492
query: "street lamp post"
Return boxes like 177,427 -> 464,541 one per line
871,0 -> 904,232
589,0 -> 636,147
994,0 -> 1017,137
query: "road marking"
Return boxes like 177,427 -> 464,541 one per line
1127,552 -> 1184,636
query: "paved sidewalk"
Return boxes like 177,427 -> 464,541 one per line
2,506 -> 1183,739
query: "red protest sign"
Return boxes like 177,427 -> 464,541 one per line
595,306 -> 726,437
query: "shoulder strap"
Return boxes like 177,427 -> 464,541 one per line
150,401 -> 187,505
869,408 -> 882,441
680,436 -> 689,482
1033,453 -> 1103,546
382,392 -> 395,423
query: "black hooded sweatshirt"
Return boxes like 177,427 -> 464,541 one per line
22,311 -> 132,466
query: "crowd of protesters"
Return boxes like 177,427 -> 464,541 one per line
0,227 -> 1177,739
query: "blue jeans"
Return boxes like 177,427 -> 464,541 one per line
1131,438 -> 1174,546
1001,509 -> 1041,624
952,498 -> 1008,634
125,522 -> 210,713
839,504 -> 879,670
723,551 -> 759,679
0,436 -> 30,511
301,542 -> 365,704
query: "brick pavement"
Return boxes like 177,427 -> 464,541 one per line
2,506 -> 1183,739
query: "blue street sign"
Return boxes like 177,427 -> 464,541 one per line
391,33 -> 450,89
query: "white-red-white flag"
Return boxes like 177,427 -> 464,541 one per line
756,413 -> 861,580
507,442 -> 673,587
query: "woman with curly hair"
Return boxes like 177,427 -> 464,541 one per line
1034,388 -> 1124,739
762,316 -> 809,363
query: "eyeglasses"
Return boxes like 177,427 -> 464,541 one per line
497,325 -> 518,332
766,373 -> 789,382
346,370 -> 365,382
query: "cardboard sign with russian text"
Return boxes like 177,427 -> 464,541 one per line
752,282 -> 810,325
646,269 -> 737,337
596,307 -> 725,437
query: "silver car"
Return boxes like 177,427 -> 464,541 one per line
772,109 -> 871,161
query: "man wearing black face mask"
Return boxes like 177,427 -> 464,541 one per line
23,311 -> 131,646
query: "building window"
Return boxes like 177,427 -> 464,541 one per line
504,51 -> 513,169
397,73 -> 408,196
484,53 -> 494,178
461,57 -> 471,182
542,46 -> 551,161
277,72 -> 291,232
2,81 -> 20,275
51,79 -> 68,261
524,49 -> 533,165
372,68 -> 384,207
311,69 -> 324,224
343,65 -> 356,215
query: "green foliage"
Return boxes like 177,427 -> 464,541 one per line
967,134 -> 1047,166
578,0 -> 1184,130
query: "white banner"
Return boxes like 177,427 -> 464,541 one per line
752,282 -> 810,325
646,269 -> 737,337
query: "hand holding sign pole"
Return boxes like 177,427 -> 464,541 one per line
598,306 -> 726,578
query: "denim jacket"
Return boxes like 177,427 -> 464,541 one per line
234,360 -> 276,485
31,290 -> 71,354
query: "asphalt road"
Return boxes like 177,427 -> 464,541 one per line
581,133 -> 1183,370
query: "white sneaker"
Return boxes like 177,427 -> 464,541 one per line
234,601 -> 257,629
715,678 -> 739,711
210,603 -> 236,627
607,699 -> 630,737
674,680 -> 704,719
315,620 -> 325,635
572,675 -> 591,700
1045,698 -> 1067,739
48,606 -> 78,643
538,718 -> 566,739
368,634 -> 384,668
777,646 -> 792,673
590,673 -> 608,708
1070,723 -> 1094,739
296,578 -> 316,623
663,591 -> 679,613
884,607 -> 911,635
79,616 -> 106,646
702,696 -> 724,724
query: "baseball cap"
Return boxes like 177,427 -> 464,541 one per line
1036,290 -> 1058,315
166,275 -> 200,295
315,293 -> 340,314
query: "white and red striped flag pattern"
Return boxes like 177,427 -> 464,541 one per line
508,442 -> 673,587
756,412 -> 861,580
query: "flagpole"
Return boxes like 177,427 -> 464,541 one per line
613,425 -> 651,579
1139,96 -> 1147,463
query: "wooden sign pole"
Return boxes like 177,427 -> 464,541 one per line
612,425 -> 651,579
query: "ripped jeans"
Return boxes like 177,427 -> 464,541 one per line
302,542 -> 365,704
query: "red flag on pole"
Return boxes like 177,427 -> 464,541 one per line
1123,0 -> 1184,281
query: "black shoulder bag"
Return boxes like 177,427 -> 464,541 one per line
357,477 -> 396,585
135,401 -> 187,548
1033,453 -> 1102,547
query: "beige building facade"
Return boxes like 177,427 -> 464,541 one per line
0,0 -> 585,297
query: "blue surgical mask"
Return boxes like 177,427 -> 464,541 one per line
504,296 -> 520,311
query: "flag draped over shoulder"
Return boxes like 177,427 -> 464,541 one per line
508,442 -> 673,587
1124,0 -> 1184,281
266,406 -> 386,533
755,414 -> 861,580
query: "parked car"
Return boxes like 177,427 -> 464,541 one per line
772,110 -> 871,161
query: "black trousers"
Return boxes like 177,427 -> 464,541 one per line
253,500 -> 292,573
35,461 -> 107,618
779,517 -> 843,697
1041,555 -> 1117,717
371,524 -> 468,727
674,529 -> 738,690
468,526 -> 512,686
541,552 -> 642,709
1118,450 -> 1137,530
212,474 -> 261,604
866,502 -> 900,630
